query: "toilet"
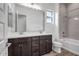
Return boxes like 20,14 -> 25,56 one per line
53,42 -> 62,53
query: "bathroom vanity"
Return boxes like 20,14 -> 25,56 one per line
7,4 -> 52,56
8,34 -> 52,56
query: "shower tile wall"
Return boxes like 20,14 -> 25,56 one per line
68,3 -> 79,40
59,4 -> 69,39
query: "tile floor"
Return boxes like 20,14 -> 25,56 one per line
43,49 -> 78,56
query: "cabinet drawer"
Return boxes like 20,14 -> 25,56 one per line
8,38 -> 22,43
32,40 -> 39,44
8,37 -> 31,43
40,35 -> 52,39
32,44 -> 39,47
8,39 -> 14,43
32,51 -> 39,56
32,36 -> 39,40
46,35 -> 52,39
40,49 -> 46,52
40,50 -> 46,55
40,35 -> 46,39
32,47 -> 39,52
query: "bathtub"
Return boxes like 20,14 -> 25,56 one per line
61,38 -> 79,55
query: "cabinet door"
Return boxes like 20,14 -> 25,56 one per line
12,43 -> 21,56
40,39 -> 47,55
21,38 -> 32,56
8,39 -> 22,56
8,43 -> 14,56
39,36 -> 47,55
8,40 -> 21,56
46,39 -> 52,53
46,35 -> 52,53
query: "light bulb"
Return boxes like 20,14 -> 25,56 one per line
74,17 -> 79,20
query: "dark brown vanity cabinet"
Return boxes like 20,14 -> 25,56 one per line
8,38 -> 32,56
8,35 -> 52,56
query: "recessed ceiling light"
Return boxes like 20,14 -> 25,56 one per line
74,17 -> 79,20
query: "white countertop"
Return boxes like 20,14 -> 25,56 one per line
8,32 -> 52,39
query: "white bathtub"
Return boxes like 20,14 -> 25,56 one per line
61,38 -> 79,55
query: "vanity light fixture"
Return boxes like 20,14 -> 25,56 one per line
20,3 -> 42,10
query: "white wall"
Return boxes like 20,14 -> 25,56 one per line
0,4 -> 8,56
37,3 -> 56,33
36,3 -> 60,41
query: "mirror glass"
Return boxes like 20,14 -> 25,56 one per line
8,4 -> 14,32
15,13 -> 26,33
